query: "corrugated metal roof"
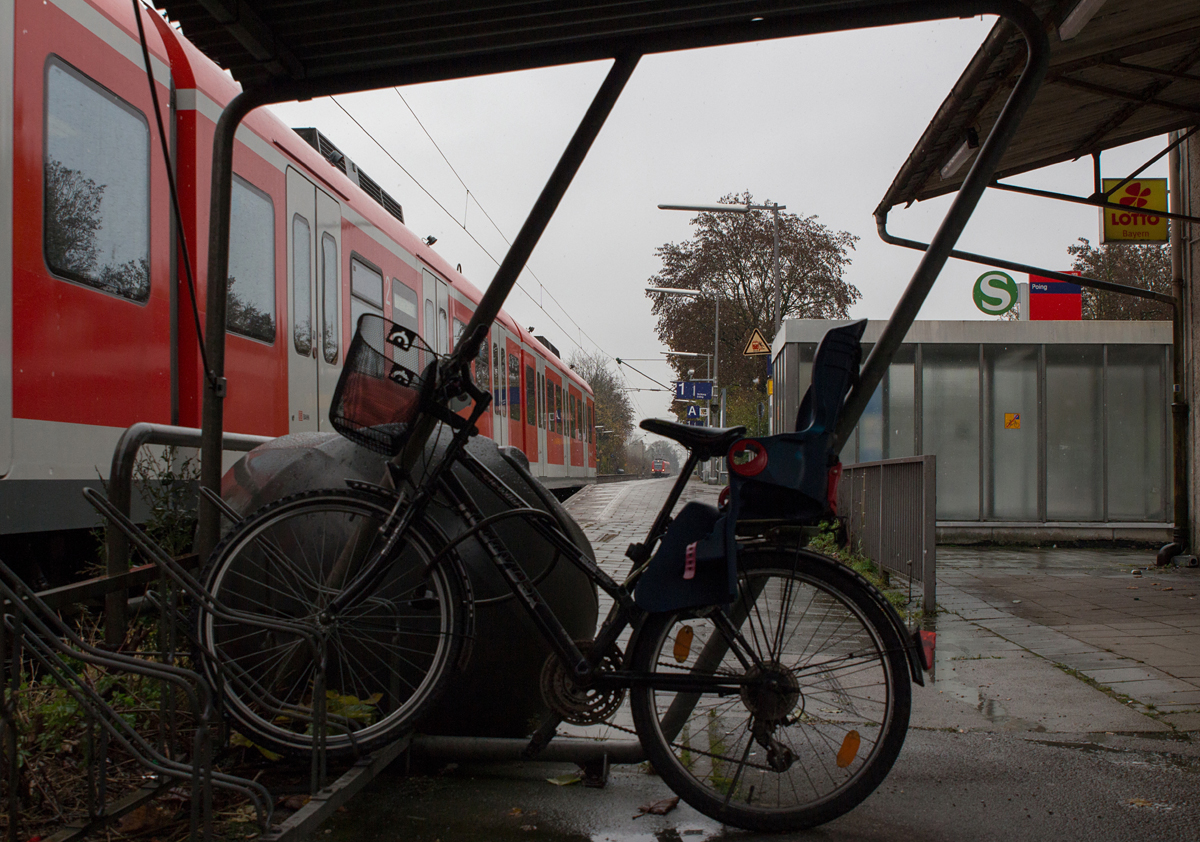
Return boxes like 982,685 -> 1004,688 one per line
154,1 -> 1002,95
879,0 -> 1200,214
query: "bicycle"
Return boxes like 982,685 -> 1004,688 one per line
195,313 -> 933,832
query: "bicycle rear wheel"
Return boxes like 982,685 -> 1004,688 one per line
629,547 -> 911,831
198,489 -> 466,757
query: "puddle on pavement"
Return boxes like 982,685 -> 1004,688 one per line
1028,738 -> 1200,775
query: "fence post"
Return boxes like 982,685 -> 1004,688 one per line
923,455 -> 937,614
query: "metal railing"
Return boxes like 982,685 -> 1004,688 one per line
105,423 -> 270,645
837,456 -> 936,613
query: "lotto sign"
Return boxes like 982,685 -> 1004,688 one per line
973,271 -> 1018,316
1101,178 -> 1167,243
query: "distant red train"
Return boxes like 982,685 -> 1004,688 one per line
0,0 -> 596,557
650,459 -> 671,477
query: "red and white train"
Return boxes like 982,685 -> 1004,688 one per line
0,0 -> 597,559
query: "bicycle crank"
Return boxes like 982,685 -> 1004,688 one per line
539,640 -> 625,726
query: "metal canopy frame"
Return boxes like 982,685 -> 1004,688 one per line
157,0 -> 1050,557
876,126 -> 1199,309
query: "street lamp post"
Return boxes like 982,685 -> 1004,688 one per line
658,201 -> 786,334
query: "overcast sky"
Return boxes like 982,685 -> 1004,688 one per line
269,15 -> 1168,427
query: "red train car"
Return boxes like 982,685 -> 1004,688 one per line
0,0 -> 596,564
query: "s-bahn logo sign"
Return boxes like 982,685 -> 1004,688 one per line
1101,178 -> 1167,243
972,271 -> 1018,316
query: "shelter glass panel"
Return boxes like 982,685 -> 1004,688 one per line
857,343 -> 883,463
922,344 -> 980,520
1046,345 -> 1103,521
985,345 -> 1038,521
1106,345 -> 1167,521
884,347 -> 916,459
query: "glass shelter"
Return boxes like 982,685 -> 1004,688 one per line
772,321 -> 1172,536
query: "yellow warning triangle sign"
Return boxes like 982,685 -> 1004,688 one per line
742,328 -> 771,356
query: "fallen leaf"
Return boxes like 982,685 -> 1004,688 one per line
1162,587 -> 1174,591
546,773 -> 581,786
278,794 -> 310,811
634,796 -> 680,818
117,804 -> 176,835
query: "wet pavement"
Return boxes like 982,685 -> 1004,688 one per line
313,478 -> 1200,841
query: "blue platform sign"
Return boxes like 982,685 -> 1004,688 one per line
675,381 -> 714,401
687,419 -> 706,426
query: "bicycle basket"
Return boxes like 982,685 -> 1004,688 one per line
330,313 -> 439,456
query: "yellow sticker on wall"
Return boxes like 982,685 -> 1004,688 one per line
1004,413 -> 1021,429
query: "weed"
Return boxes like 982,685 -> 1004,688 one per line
810,521 -> 926,621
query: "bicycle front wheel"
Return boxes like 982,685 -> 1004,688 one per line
198,489 -> 467,757
629,547 -> 911,832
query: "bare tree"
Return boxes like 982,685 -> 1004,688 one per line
569,350 -> 635,474
1068,237 -> 1172,320
647,191 -> 859,430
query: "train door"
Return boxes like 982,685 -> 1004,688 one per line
544,369 -> 563,476
286,168 -> 342,432
533,357 -> 548,475
522,354 -> 538,466
506,336 -> 524,454
421,268 -> 451,356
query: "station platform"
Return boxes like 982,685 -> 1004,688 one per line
564,479 -> 1200,733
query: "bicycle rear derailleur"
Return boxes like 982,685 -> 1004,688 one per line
539,640 -> 625,726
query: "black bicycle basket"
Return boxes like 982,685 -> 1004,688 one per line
330,313 -> 439,456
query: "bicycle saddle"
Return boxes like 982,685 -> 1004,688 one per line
640,419 -> 746,460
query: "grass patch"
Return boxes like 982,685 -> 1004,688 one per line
809,522 -> 929,621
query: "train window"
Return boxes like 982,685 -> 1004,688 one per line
350,256 -> 383,331
321,233 -> 339,363
556,383 -> 564,435
474,335 -> 489,393
544,377 -> 551,430
228,176 -> 276,342
350,257 -> 383,369
493,343 -> 503,415
538,373 -> 545,429
454,319 -> 465,350
351,256 -> 383,308
391,280 -> 419,372
44,58 -> 150,303
526,365 -> 536,425
438,308 -> 449,355
291,215 -> 312,354
508,352 -> 521,423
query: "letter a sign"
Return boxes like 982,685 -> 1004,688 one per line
742,328 -> 771,356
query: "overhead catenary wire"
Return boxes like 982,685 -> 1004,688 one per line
328,95 -> 611,368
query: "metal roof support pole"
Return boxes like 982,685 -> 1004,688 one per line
1162,133 -> 1190,562
197,90 -> 269,563
455,53 -> 640,359
874,225 -> 1178,306
833,0 -> 1049,451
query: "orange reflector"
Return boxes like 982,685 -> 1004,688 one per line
673,625 -> 694,662
836,730 -> 861,768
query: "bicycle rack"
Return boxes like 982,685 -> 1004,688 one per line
0,562 -> 271,842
